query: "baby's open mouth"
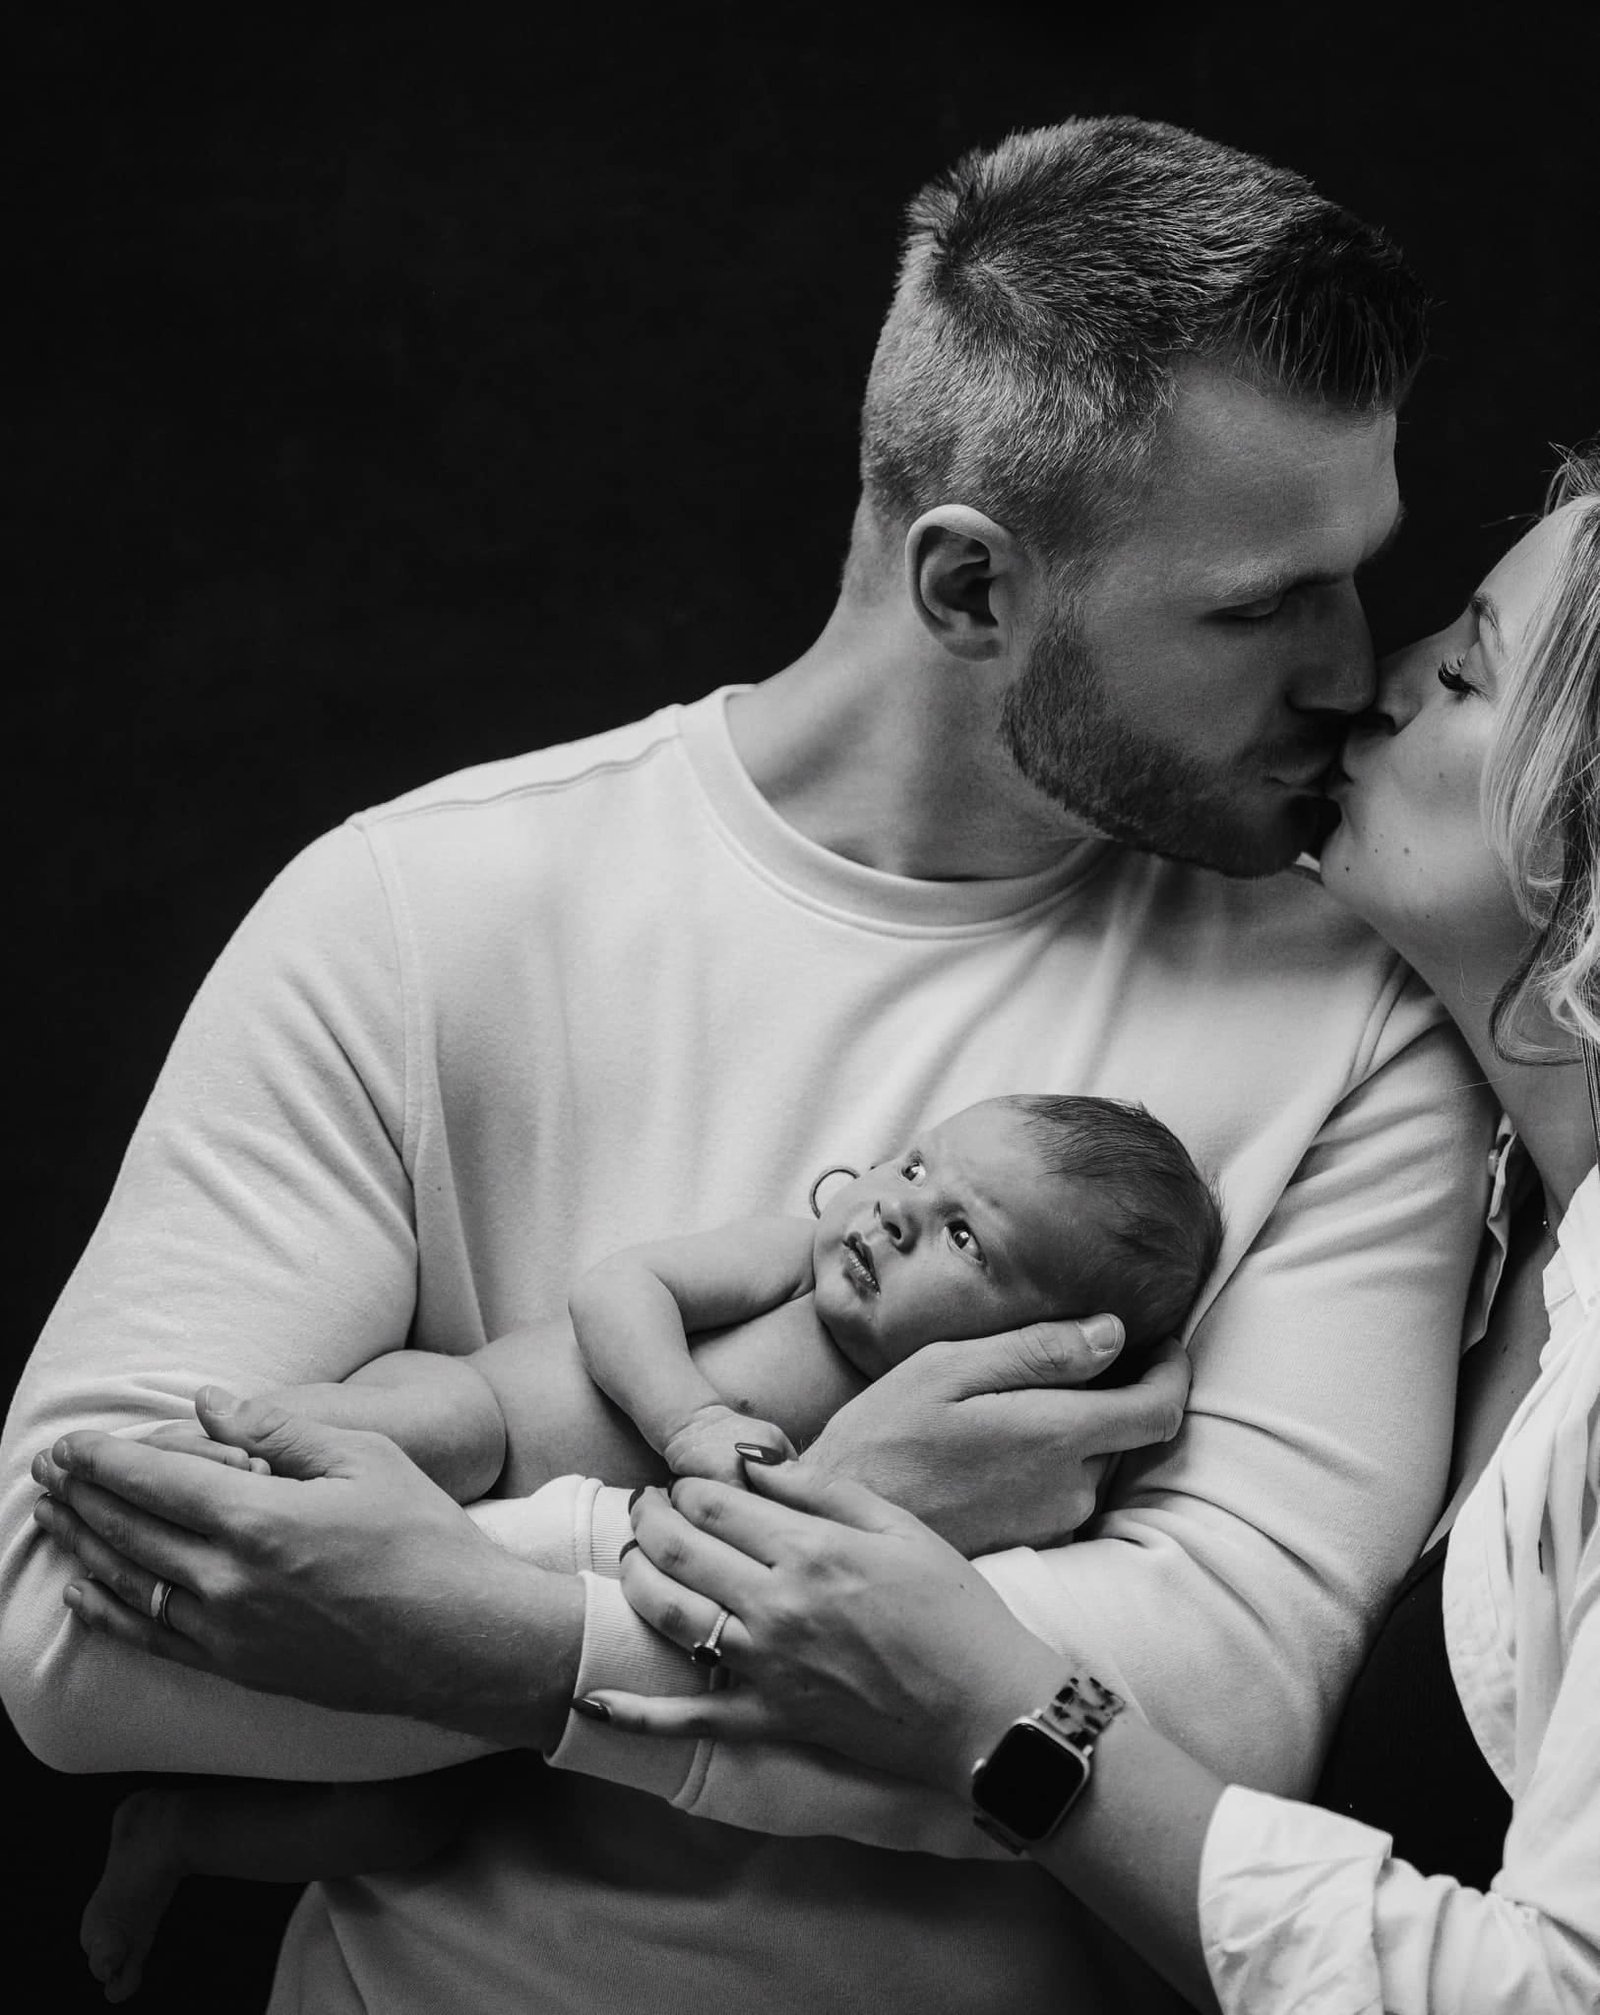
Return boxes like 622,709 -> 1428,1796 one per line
844,1233 -> 879,1293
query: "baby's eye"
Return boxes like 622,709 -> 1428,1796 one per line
900,1151 -> 926,1184
947,1222 -> 985,1264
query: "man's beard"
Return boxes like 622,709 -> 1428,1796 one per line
998,607 -> 1324,878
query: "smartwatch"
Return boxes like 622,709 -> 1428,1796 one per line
970,1669 -> 1125,1853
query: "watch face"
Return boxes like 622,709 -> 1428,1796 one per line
972,1721 -> 1090,1840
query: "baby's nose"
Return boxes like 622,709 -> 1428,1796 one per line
875,1196 -> 916,1247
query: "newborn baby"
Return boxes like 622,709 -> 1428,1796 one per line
81,1091 -> 1222,2001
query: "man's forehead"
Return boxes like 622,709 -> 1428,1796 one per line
1122,365 -> 1401,590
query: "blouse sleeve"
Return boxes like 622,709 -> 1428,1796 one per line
1199,1529 -> 1600,2015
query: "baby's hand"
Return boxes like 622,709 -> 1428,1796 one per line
138,1421 -> 273,1474
662,1405 -> 797,1487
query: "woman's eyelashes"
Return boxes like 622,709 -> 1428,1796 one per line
1436,653 -> 1475,695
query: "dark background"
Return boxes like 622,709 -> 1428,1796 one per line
8,7 -> 1597,2008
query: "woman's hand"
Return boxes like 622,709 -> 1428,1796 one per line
801,1324 -> 1191,1555
593,1462 -> 1067,1795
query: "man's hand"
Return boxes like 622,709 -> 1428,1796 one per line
30,1388 -> 583,1748
801,1321 -> 1191,1556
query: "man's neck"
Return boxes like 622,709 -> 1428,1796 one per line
725,602 -> 1100,882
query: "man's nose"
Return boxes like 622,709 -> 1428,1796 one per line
1292,585 -> 1377,717
1366,642 -> 1429,734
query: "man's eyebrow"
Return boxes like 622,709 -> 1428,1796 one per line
1205,502 -> 1409,605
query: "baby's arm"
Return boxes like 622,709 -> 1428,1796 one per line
569,1217 -> 817,1483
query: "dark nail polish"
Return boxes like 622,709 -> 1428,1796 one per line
571,1696 -> 611,1723
735,1442 -> 783,1465
627,1486 -> 646,1512
617,1539 -> 638,1562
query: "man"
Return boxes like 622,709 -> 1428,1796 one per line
3,118 -> 1487,2013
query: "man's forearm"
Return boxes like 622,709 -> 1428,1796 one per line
415,1556 -> 588,1750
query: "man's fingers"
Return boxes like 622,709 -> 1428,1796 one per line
988,1335 -> 1191,1456
36,1469 -> 219,1583
62,1577 -> 209,1671
970,1314 -> 1128,1393
139,1424 -> 258,1472
34,1495 -> 173,1618
40,1430 -> 261,1536
194,1389 -> 367,1480
902,1313 -> 1126,1401
578,1687 -> 779,1743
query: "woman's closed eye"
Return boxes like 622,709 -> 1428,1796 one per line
1436,653 -> 1476,696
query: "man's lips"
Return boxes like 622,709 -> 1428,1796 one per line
1269,748 -> 1342,792
843,1232 -> 879,1294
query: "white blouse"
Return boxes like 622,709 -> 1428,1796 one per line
1198,1161 -> 1600,2013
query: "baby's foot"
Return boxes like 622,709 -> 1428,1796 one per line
80,1789 -> 187,2002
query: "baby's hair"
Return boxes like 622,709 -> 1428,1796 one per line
998,1094 -> 1225,1348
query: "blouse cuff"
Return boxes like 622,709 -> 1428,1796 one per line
1199,1783 -> 1390,2014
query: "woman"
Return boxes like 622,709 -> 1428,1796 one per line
585,454 -> 1600,2013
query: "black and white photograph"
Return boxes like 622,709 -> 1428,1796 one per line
5,8 -> 1598,2010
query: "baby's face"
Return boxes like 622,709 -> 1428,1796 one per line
811,1101 -> 1094,1377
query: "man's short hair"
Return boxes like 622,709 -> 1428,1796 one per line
858,117 -> 1428,572
1002,1092 -> 1225,1347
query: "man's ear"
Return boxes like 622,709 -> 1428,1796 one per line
904,506 -> 1030,661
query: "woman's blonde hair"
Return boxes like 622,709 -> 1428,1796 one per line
1483,446 -> 1600,1062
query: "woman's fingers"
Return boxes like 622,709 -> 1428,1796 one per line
618,1542 -> 748,1668
647,1462 -> 910,1569
736,1458 -> 924,1535
579,1685 -> 781,1743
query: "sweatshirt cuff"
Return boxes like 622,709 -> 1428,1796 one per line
467,1476 -> 636,1575
545,1572 -> 706,1798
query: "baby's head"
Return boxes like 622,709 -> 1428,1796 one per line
811,1094 -> 1223,1378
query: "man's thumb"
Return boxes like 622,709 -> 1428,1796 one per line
979,1313 -> 1125,1392
195,1387 -> 348,1479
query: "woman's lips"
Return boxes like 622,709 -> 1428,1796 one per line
843,1233 -> 879,1294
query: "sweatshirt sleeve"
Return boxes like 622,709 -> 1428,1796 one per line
549,993 -> 1492,1852
0,823 -> 484,1780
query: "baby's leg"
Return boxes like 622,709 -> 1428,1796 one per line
255,1349 -> 510,1502
82,1770 -> 475,2003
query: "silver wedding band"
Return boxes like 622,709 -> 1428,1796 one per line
689,1605 -> 733,1668
149,1577 -> 175,1629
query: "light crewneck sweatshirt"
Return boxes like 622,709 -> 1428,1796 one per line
1,690 -> 1492,2014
